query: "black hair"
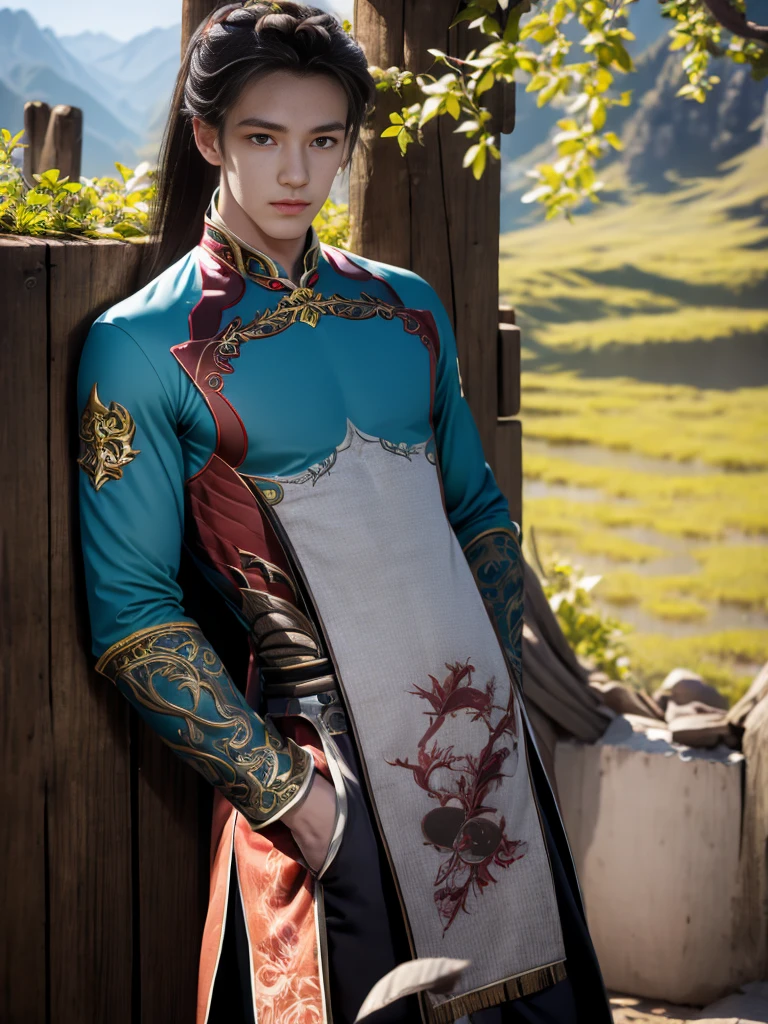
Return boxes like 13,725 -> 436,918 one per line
141,1 -> 375,284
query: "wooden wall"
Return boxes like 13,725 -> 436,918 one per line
0,236 -> 208,1024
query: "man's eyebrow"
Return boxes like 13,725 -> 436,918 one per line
235,117 -> 347,133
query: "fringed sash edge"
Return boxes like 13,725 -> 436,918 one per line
429,959 -> 568,1023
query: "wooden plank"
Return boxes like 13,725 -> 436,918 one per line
494,417 -> 522,526
139,726 -> 207,1024
181,0 -> 219,56
401,0 -> 454,308
47,238 -> 138,1023
0,236 -> 51,1024
498,322 -> 521,417
438,9 -> 502,458
350,0 -> 408,266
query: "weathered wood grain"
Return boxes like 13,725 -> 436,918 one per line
47,238 -> 138,1023
39,105 -> 82,183
0,236 -> 51,1024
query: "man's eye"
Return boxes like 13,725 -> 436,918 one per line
248,134 -> 273,145
312,136 -> 337,149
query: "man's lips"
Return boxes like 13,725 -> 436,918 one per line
270,200 -> 311,213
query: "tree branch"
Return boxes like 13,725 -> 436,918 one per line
699,0 -> 768,44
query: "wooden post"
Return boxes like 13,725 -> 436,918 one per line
182,0 -> 215,56
22,101 -> 50,185
23,102 -> 82,183
351,0 -> 522,524
40,105 -> 83,182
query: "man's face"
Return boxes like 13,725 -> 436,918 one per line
196,69 -> 349,243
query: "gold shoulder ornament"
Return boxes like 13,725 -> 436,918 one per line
78,382 -> 141,491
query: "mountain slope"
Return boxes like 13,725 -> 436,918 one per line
59,30 -> 122,64
0,9 -> 119,117
90,25 -> 180,86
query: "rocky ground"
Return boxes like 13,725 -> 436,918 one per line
614,991 -> 704,1024
610,993 -> 701,1023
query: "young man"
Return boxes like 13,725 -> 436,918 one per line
77,4 -> 612,1022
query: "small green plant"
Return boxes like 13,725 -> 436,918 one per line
528,530 -> 634,681
0,128 -> 157,240
312,195 -> 350,249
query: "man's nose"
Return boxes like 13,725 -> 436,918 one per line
278,145 -> 310,188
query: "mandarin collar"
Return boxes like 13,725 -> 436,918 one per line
200,185 -> 321,291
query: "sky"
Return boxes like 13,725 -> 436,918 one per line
11,0 -> 353,41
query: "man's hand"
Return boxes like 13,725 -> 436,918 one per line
282,771 -> 338,873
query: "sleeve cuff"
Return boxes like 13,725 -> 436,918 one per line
248,744 -> 316,831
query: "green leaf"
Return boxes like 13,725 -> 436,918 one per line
526,72 -> 550,92
471,143 -> 487,180
114,162 -> 133,183
455,119 -> 480,134
462,143 -> 481,169
595,66 -> 613,92
449,6 -> 484,27
476,68 -> 495,96
537,79 -> 561,106
26,191 -> 52,206
381,125 -> 403,137
603,130 -> 623,150
581,31 -> 605,47
521,184 -> 553,204
613,42 -> 633,72
533,24 -> 556,44
589,97 -> 606,130
389,111 -> 404,124
502,6 -> 524,42
445,95 -> 461,119
419,95 -> 443,126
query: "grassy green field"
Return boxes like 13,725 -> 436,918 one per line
500,146 -> 768,704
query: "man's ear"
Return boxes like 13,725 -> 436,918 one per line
192,116 -> 222,167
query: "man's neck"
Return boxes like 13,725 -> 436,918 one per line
215,188 -> 306,284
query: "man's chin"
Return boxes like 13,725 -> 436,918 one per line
259,213 -> 315,239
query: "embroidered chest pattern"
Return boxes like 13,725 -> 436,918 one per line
209,289 -> 435,380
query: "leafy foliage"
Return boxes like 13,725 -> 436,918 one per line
0,128 -> 156,240
531,543 -> 634,680
373,0 -> 768,220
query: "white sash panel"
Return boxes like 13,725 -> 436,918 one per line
257,420 -> 565,1009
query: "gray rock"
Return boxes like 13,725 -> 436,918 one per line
653,668 -> 729,713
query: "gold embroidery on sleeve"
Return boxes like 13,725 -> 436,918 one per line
78,382 -> 141,491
